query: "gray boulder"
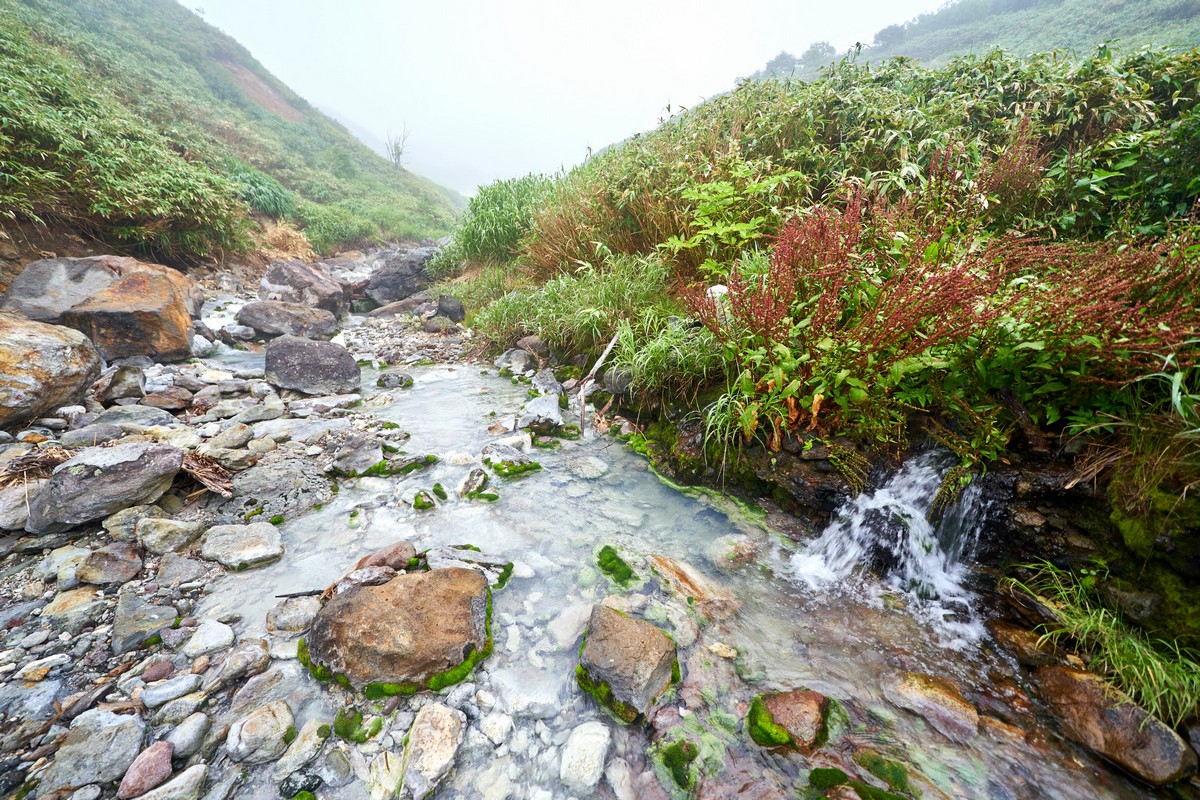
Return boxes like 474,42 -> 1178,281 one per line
236,301 -> 337,340
265,336 -> 360,396
259,260 -> 346,317
0,313 -> 101,430
364,247 -> 438,306
112,590 -> 178,655
35,709 -> 145,796
519,395 -> 563,432
207,455 -> 331,524
437,294 -> 465,323
494,348 -> 536,374
26,442 -> 184,533
200,522 -> 284,570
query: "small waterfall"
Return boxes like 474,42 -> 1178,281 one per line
791,451 -> 989,647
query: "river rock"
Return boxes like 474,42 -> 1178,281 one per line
259,260 -> 346,317
36,708 -> 146,796
578,604 -> 677,722
164,712 -> 210,758
376,369 -> 414,389
226,699 -> 294,763
560,720 -> 612,793
200,522 -> 283,569
752,690 -> 830,750
267,596 -> 323,634
41,587 -> 106,634
890,672 -> 978,744
156,553 -> 206,585
355,540 -> 418,571
649,555 -> 741,621
208,454 -> 330,524
118,764 -> 206,800
494,349 -> 536,374
26,442 -> 183,533
270,718 -> 327,781
60,269 -> 196,362
76,541 -> 142,585
60,422 -> 126,449
95,365 -> 146,403
236,300 -> 337,339
208,637 -> 271,690
307,568 -> 489,689
1034,666 -> 1197,785
530,369 -> 562,396
141,674 -> 201,709
95,404 -> 180,429
0,313 -> 101,429
137,518 -> 204,555
421,291 -> 458,320
519,394 -> 562,432
116,740 -> 173,799
364,247 -> 437,306
402,702 -> 466,799
265,336 -> 360,395
104,504 -> 166,541
207,422 -> 254,450
181,619 -> 235,658
112,590 -> 177,655
0,480 -> 43,531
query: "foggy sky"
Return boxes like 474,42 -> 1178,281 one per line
184,1 -> 947,195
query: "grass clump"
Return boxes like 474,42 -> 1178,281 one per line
427,172 -> 553,277
1010,561 -> 1200,727
597,545 -> 636,585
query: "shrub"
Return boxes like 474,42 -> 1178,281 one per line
230,165 -> 295,219
295,199 -> 377,255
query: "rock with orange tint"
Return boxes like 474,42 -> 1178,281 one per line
62,270 -> 195,362
0,312 -> 101,429
889,672 -> 979,743
1,255 -> 201,362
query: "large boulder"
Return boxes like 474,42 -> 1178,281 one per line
306,568 -> 489,690
206,455 -> 330,525
26,442 -> 184,533
265,336 -> 360,396
236,300 -> 337,339
61,271 -> 196,362
259,260 -> 346,317
0,313 -> 101,429
1,256 -> 201,363
1034,666 -> 1197,786
364,247 -> 438,306
577,604 -> 676,723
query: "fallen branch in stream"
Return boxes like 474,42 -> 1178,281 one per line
578,332 -> 620,432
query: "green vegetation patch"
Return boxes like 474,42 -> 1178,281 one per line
746,695 -> 792,747
809,768 -> 849,790
412,490 -> 436,511
432,483 -> 448,500
596,545 -> 637,586
333,707 -> 381,743
854,751 -> 917,796
484,457 -> 543,478
660,739 -> 699,790
297,638 -> 351,689
575,664 -> 640,724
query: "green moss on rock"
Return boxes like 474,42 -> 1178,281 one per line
413,490 -> 436,511
597,544 -> 636,585
484,457 -> 542,478
661,739 -> 699,790
853,751 -> 915,795
576,664 -> 639,724
432,483 -> 448,500
809,767 -> 848,789
747,695 -> 792,747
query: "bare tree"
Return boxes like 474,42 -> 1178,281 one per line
385,125 -> 410,169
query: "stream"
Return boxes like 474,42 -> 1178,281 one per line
191,355 -> 1156,800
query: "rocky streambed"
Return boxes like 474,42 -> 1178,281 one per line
0,251 -> 1196,800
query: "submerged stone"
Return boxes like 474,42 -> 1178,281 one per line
577,604 -> 676,723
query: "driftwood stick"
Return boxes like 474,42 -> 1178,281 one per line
579,333 -> 621,431
274,589 -> 324,599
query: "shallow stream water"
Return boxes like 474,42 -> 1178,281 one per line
197,362 -> 1156,799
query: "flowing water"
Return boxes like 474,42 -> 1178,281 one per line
196,363 -> 1158,799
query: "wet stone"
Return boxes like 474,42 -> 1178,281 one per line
402,702 -> 466,799
559,720 -> 612,793
164,712 -> 210,758
141,673 -> 202,708
36,709 -> 146,796
137,518 -> 204,555
578,604 -> 677,722
267,596 -> 322,634
156,553 -> 207,585
180,619 -> 234,657
226,699 -> 294,764
890,672 -> 979,744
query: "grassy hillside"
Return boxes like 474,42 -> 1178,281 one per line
0,0 -> 462,261
757,0 -> 1200,79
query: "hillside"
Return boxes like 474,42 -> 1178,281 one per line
0,0 -> 462,265
756,0 -> 1200,79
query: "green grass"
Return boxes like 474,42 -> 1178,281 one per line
427,173 -> 553,278
3,0 -> 461,261
1011,562 -> 1200,727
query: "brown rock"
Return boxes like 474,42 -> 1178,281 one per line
1034,666 -> 1197,786
987,620 -> 1058,667
76,541 -> 143,585
0,313 -> 101,429
307,568 -> 489,688
141,386 -> 194,410
648,555 -> 741,621
142,658 -> 175,683
354,540 -> 417,571
890,672 -> 979,744
763,689 -> 829,750
61,270 -> 195,362
117,740 -> 174,799
578,604 -> 676,721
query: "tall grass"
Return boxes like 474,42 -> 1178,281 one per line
470,253 -> 675,357
427,173 -> 552,278
1011,562 -> 1200,727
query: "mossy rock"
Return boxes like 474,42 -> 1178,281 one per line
412,490 -> 436,511
484,457 -> 542,478
660,738 -> 699,791
575,663 -> 639,724
747,695 -> 792,747
597,544 -> 637,585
